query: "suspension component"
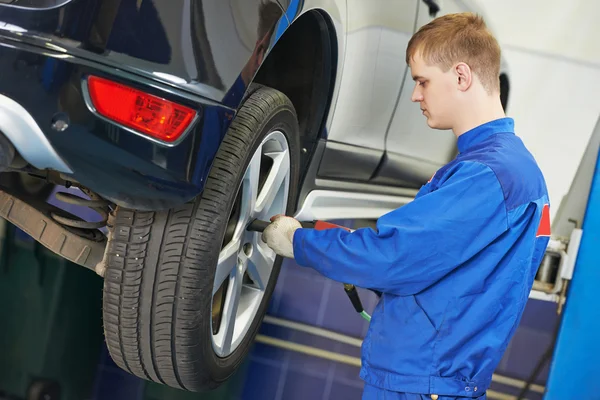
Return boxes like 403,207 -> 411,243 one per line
50,188 -> 110,231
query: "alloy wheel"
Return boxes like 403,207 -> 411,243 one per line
210,130 -> 290,357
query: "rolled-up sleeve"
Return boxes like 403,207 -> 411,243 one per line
293,162 -> 509,296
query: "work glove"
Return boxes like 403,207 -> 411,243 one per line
261,215 -> 302,258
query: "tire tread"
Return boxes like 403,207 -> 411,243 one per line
103,85 -> 299,391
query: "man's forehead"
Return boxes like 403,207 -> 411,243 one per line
409,54 -> 441,80
408,53 -> 426,74
409,60 -> 426,81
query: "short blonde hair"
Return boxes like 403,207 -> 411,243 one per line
406,13 -> 501,94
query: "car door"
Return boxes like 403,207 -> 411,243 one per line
316,0 -> 419,182
375,0 -> 467,188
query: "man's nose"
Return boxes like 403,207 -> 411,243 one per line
411,85 -> 423,102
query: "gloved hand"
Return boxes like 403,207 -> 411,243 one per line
261,215 -> 302,258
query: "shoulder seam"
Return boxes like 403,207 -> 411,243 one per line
460,159 -> 510,231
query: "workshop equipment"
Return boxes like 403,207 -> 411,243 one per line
540,116 -> 600,400
247,219 -> 372,321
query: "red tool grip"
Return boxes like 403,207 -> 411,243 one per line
313,220 -> 352,232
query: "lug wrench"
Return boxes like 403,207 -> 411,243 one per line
246,218 -> 370,321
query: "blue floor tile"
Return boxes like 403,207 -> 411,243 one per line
259,320 -> 295,342
241,360 -> 282,400
333,341 -> 362,360
328,381 -> 364,400
249,340 -> 289,366
318,286 -> 371,338
333,361 -> 362,387
500,326 -> 553,384
288,327 -> 359,355
488,381 -> 544,400
281,370 -> 328,400
92,366 -> 144,400
519,299 -> 559,332
284,338 -> 336,376
97,343 -> 121,370
271,266 -> 327,325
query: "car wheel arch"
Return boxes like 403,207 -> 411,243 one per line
252,9 -> 338,180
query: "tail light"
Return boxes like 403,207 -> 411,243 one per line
86,75 -> 196,144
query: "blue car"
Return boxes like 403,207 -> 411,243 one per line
0,0 -> 510,391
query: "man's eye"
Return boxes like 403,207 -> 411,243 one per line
417,81 -> 425,87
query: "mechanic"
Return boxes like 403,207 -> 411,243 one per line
262,12 -> 551,400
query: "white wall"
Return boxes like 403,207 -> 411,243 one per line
475,0 -> 600,220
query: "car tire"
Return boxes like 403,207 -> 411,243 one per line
102,85 -> 300,391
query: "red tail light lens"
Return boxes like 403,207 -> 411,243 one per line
86,75 -> 196,143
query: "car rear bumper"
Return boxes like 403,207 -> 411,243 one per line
0,36 -> 239,210
0,93 -> 72,173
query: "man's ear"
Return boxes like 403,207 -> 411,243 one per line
455,62 -> 472,91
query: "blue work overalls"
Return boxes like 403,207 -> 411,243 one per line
293,118 -> 550,399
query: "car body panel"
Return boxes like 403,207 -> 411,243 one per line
279,0 -> 420,182
322,0 -> 417,151
0,0 -> 289,106
276,0 -> 347,140
0,92 -> 72,173
299,0 -> 511,197
0,0 -> 291,209
381,0 -> 511,185
0,38 -> 227,210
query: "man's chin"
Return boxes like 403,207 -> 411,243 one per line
426,118 -> 449,130
426,118 -> 437,129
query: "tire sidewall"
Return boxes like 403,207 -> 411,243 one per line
199,88 -> 300,383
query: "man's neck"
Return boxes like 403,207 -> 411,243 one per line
452,98 -> 506,137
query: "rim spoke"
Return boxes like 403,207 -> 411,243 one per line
255,150 -> 289,216
246,239 -> 275,291
214,239 -> 240,295
240,146 -> 262,224
221,263 -> 244,355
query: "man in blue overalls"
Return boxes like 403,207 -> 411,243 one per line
262,12 -> 550,400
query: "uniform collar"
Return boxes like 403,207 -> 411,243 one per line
457,117 -> 515,153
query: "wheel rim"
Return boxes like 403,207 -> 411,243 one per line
211,130 -> 291,357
